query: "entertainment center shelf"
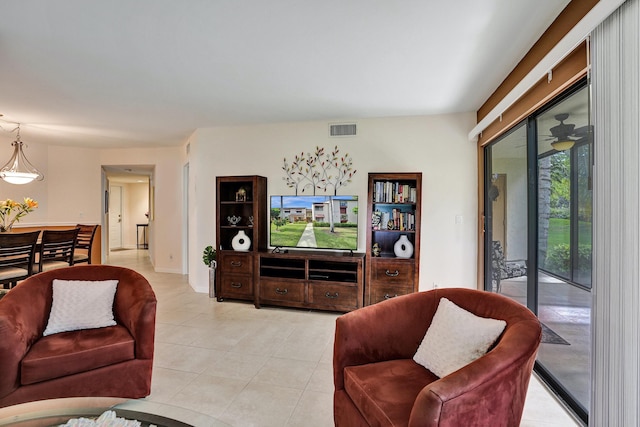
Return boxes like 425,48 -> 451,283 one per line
366,172 -> 422,305
257,251 -> 364,312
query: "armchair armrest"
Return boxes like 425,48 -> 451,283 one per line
409,319 -> 541,427
334,292 -> 438,390
112,269 -> 157,360
0,279 -> 52,399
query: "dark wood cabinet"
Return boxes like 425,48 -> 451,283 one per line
365,172 -> 421,305
258,251 -> 364,312
216,175 -> 267,305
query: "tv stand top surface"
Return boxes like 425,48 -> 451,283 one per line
262,249 -> 365,260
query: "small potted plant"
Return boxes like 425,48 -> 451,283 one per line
203,246 -> 217,298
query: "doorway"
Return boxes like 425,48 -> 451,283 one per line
102,165 -> 154,255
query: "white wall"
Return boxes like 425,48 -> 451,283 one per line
1,113 -> 478,288
188,113 -> 478,293
0,137 -> 184,273
492,157 -> 528,260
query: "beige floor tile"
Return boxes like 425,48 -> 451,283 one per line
203,351 -> 270,381
251,357 -> 317,390
520,376 -> 581,426
286,389 -> 334,427
218,382 -> 302,427
165,373 -> 249,418
306,362 -> 334,394
154,342 -> 222,374
148,367 -> 198,402
105,249 -> 582,426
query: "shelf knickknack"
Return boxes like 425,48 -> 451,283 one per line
282,145 -> 357,195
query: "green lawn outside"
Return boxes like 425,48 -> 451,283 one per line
270,222 -> 357,249
545,218 -> 592,247
270,222 -> 307,247
313,225 -> 357,249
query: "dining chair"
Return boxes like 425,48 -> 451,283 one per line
38,228 -> 80,272
0,231 -> 40,289
73,224 -> 98,264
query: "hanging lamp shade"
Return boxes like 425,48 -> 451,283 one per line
0,126 -> 44,184
550,138 -> 575,151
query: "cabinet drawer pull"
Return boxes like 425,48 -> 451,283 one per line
384,293 -> 398,300
275,288 -> 288,295
385,269 -> 400,277
230,261 -> 242,267
325,292 -> 339,299
231,282 -> 243,288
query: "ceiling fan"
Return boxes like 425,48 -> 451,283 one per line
544,113 -> 591,151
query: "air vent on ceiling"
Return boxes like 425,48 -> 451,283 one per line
329,123 -> 357,137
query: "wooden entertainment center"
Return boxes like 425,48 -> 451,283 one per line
215,173 -> 420,312
258,251 -> 364,312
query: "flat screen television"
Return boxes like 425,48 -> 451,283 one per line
270,195 -> 358,251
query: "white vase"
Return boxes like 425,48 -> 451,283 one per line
394,235 -> 414,258
231,230 -> 251,251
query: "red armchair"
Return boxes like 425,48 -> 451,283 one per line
0,265 -> 156,407
333,288 -> 541,427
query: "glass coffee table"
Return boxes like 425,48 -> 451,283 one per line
0,397 -> 229,427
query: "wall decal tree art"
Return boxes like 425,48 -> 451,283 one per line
282,145 -> 357,195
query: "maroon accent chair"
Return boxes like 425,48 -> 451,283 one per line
0,265 -> 156,407
333,288 -> 541,427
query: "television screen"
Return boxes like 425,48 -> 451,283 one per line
270,195 -> 358,251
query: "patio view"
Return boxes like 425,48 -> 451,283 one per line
486,82 -> 592,422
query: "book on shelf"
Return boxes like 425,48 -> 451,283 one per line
373,181 -> 417,204
371,208 -> 415,231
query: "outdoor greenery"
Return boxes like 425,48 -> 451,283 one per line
549,152 -> 570,219
542,147 -> 593,282
546,218 -> 593,247
312,226 -> 357,249
270,222 -> 307,246
545,243 -> 592,277
270,221 -> 357,248
543,218 -> 592,275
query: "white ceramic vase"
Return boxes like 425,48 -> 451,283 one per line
393,235 -> 414,258
232,230 -> 251,251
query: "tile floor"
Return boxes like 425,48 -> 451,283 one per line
500,274 -> 591,413
107,250 -> 582,426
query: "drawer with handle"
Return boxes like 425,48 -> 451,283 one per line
308,283 -> 359,309
370,260 -> 415,285
220,274 -> 253,298
221,253 -> 253,274
260,279 -> 304,303
370,284 -> 413,305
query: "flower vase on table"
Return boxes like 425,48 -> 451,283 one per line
0,198 -> 38,232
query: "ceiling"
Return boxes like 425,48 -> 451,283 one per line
0,0 -> 571,149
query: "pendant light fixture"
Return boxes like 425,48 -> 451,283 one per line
550,138 -> 575,151
0,124 -> 44,185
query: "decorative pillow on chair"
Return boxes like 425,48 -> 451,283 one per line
413,297 -> 506,378
43,279 -> 119,336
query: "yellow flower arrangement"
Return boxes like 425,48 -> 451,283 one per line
0,197 -> 38,232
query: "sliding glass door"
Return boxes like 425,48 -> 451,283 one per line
485,123 -> 529,304
484,80 -> 591,423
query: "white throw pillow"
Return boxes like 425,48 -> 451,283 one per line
43,279 -> 119,336
413,297 -> 506,378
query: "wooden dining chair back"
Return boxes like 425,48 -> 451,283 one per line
0,231 -> 40,289
38,228 -> 80,272
73,224 -> 98,264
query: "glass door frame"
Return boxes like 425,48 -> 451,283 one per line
483,78 -> 590,424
